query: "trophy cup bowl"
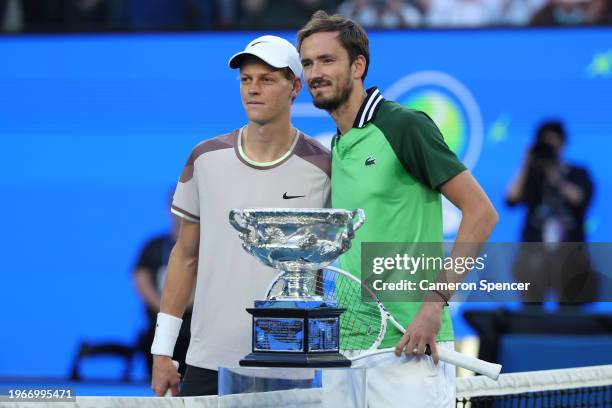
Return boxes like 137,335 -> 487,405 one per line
229,208 -> 365,367
229,208 -> 365,299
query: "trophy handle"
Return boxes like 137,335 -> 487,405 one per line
229,209 -> 250,234
340,209 -> 365,248
351,209 -> 365,232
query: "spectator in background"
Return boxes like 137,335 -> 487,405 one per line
65,0 -> 114,31
130,0 -> 213,30
19,0 -> 65,31
5,0 -> 128,32
530,0 -> 610,26
0,1 -> 7,28
0,0 -> 22,32
424,0 -> 500,27
237,0 -> 338,29
133,197 -> 193,379
497,0 -> 548,26
236,0 -> 267,28
4,0 -> 611,30
506,120 -> 598,305
336,0 -> 424,27
215,0 -> 238,27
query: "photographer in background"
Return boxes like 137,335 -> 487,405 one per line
506,120 -> 597,305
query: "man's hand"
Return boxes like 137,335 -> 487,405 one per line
394,302 -> 444,364
151,355 -> 181,397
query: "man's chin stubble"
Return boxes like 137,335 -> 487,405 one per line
311,81 -> 352,112
311,91 -> 344,111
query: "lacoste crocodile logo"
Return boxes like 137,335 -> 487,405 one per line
365,156 -> 376,166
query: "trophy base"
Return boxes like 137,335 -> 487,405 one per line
239,352 -> 351,368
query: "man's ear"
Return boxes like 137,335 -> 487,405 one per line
352,55 -> 367,80
292,77 -> 302,98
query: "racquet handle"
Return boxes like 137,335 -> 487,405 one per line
380,290 -> 502,379
436,347 -> 501,380
351,347 -> 501,380
163,360 -> 180,397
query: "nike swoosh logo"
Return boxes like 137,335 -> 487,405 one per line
283,192 -> 305,199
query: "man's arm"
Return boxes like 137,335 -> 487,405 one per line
159,219 -> 199,317
394,170 -> 498,363
133,268 -> 161,311
151,219 -> 199,396
441,170 -> 498,245
506,153 -> 531,205
545,165 -> 591,207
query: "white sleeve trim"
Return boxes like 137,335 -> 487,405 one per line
171,207 -> 200,223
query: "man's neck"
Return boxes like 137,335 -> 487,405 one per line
330,84 -> 367,135
243,119 -> 296,163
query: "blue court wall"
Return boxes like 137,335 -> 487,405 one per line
1,29 -> 611,378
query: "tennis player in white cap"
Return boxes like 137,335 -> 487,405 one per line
150,35 -> 331,396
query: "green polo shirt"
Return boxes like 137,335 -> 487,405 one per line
332,87 -> 466,347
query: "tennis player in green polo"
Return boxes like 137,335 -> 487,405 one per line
299,11 -> 498,408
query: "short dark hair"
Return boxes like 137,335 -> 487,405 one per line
536,120 -> 567,144
297,10 -> 370,80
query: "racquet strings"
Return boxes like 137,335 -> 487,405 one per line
266,270 -> 386,356
317,269 -> 384,355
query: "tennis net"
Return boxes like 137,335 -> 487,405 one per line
456,364 -> 612,407
14,365 -> 611,407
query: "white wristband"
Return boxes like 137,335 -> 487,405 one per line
151,312 -> 183,357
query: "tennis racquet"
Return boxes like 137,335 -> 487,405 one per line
265,265 -> 502,380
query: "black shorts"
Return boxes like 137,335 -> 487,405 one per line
181,365 -> 218,396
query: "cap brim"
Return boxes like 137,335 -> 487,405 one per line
228,51 -> 287,70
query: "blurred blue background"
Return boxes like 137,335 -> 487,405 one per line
1,28 -> 611,383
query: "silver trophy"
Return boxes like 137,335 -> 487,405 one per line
229,208 -> 365,367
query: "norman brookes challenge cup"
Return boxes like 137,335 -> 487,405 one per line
229,208 -> 365,367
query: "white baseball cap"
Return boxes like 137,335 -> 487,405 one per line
228,35 -> 303,77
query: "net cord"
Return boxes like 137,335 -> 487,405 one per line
456,364 -> 612,399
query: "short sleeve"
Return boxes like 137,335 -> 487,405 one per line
171,146 -> 201,223
382,108 -> 466,190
